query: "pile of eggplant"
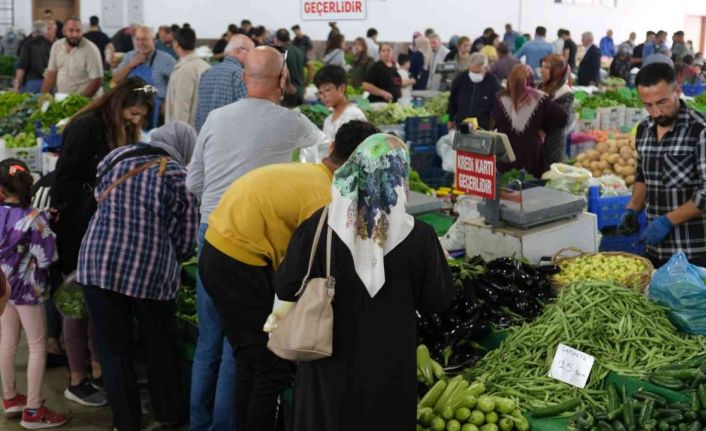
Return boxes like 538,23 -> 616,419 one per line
417,255 -> 558,369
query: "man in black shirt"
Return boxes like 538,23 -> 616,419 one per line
578,32 -> 602,86
84,16 -> 113,68
632,31 -> 655,69
562,30 -> 578,72
291,25 -> 313,60
472,27 -> 494,53
14,20 -> 52,93
112,24 -> 137,53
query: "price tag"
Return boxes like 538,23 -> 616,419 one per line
548,344 -> 595,389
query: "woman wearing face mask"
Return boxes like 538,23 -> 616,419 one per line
491,64 -> 568,178
447,52 -> 501,131
50,77 -> 154,408
538,54 -> 575,166
362,43 -> 402,103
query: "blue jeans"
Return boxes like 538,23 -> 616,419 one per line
22,79 -> 42,93
190,224 -> 236,430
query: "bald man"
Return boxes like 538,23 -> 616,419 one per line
194,34 -> 254,131
186,45 -> 326,429
112,26 -> 176,102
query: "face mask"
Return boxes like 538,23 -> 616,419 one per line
469,72 -> 485,83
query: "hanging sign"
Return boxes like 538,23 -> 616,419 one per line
301,0 -> 367,20
456,150 -> 496,199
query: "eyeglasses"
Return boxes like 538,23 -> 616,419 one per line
133,85 -> 158,95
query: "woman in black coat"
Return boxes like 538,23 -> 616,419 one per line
50,77 -> 154,405
276,134 -> 455,431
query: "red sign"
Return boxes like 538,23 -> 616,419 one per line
456,151 -> 497,199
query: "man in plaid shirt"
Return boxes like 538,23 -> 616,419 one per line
621,63 -> 706,267
194,34 -> 254,131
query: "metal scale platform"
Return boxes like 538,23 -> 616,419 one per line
452,126 -> 598,262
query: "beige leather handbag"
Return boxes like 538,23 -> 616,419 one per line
267,207 -> 335,361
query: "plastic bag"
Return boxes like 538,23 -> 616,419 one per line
436,132 -> 456,173
648,252 -> 706,335
541,163 -> 592,196
588,174 -> 630,197
438,196 -> 481,252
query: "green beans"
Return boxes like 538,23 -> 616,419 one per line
465,281 -> 706,412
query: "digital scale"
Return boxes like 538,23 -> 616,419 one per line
451,127 -> 598,262
434,61 -> 459,92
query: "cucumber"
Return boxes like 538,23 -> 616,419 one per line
671,403 -> 692,411
691,392 -> 701,412
634,391 -> 668,407
650,376 -> 686,390
684,411 -> 698,421
656,409 -> 682,418
662,414 -> 684,424
608,385 -> 620,411
419,380 -> 447,409
597,421 -> 615,431
532,398 -> 582,418
623,401 -> 636,431
698,384 -> 706,410
608,407 -> 624,421
612,420 -> 627,431
639,400 -> 655,426
653,369 -> 702,381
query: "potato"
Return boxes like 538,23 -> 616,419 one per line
632,150 -> 638,159
608,142 -> 619,154
600,153 -> 611,162
576,153 -> 587,162
622,166 -> 636,176
627,158 -> 636,166
608,154 -> 621,164
586,150 -> 600,161
625,175 -> 635,185
592,170 -> 602,178
614,165 -> 624,175
617,157 -> 629,166
590,161 -> 601,170
598,161 -> 610,170
602,169 -> 614,176
597,142 -> 610,154
620,146 -> 633,159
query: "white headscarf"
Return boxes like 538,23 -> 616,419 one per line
148,121 -> 197,166
328,133 -> 415,297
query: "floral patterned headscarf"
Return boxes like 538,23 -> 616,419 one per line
329,133 -> 415,297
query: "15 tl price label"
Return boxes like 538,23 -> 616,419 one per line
548,344 -> 595,389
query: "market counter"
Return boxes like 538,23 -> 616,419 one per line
464,212 -> 599,263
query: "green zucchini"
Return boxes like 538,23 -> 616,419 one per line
532,398 -> 581,418
650,376 -> 686,390
639,400 -> 655,425
624,401 -> 636,431
634,391 -> 668,407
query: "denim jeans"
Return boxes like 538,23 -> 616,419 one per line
22,79 -> 42,94
190,224 -> 236,430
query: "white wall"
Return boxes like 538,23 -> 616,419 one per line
7,0 -> 706,50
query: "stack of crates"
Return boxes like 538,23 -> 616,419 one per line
587,186 -> 646,255
405,116 -> 454,188
596,106 -> 626,130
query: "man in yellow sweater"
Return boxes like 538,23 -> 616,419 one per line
199,120 -> 378,431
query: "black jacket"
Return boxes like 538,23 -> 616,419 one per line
448,72 -> 501,130
50,111 -> 110,273
578,45 -> 601,86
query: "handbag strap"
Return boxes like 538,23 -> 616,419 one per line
96,156 -> 170,204
295,207 -> 332,297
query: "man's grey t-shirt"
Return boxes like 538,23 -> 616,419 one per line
186,98 -> 327,220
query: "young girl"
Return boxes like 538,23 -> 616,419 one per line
0,159 -> 68,429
